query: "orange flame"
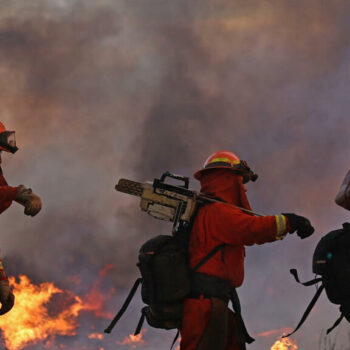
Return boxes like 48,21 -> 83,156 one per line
117,330 -> 147,349
81,264 -> 115,319
0,275 -> 85,350
88,332 -> 104,340
271,337 -> 298,350
0,267 -> 115,350
256,327 -> 293,338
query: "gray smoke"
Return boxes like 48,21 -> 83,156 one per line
0,0 -> 349,349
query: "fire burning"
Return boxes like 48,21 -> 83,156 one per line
0,267 -> 115,350
271,337 -> 298,350
88,333 -> 104,340
81,264 -> 115,319
0,275 -> 84,350
117,330 -> 146,349
256,327 -> 293,338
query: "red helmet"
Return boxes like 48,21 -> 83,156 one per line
194,150 -> 258,183
0,122 -> 18,154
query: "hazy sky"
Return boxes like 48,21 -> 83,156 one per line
0,0 -> 349,349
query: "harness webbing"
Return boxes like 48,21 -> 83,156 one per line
230,289 -> 255,344
283,269 -> 324,338
134,307 -> 146,335
104,243 -> 226,335
290,268 -> 323,286
104,278 -> 142,334
327,314 -> 344,334
170,329 -> 180,350
283,284 -> 324,338
192,244 -> 225,272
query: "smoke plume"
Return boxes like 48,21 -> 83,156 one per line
0,0 -> 349,349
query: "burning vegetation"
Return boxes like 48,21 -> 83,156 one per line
0,275 -> 84,350
271,337 -> 298,350
117,330 -> 147,349
0,268 -> 116,350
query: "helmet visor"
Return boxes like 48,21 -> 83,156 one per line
0,131 -> 18,153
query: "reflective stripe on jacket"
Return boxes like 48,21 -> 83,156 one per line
188,169 -> 289,287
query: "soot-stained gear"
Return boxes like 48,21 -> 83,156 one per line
194,151 -> 258,184
0,122 -> 18,154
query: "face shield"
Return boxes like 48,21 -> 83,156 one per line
0,131 -> 18,154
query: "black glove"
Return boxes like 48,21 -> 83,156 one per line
282,213 -> 315,239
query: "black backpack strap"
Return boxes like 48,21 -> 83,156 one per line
290,269 -> 322,286
230,289 -> 255,344
326,314 -> 344,334
104,278 -> 143,334
134,307 -> 147,335
282,284 -> 324,338
192,244 -> 226,272
170,329 -> 180,350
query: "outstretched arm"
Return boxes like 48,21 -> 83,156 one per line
206,203 -> 313,246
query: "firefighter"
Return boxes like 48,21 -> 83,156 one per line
0,122 -> 42,315
180,151 -> 314,350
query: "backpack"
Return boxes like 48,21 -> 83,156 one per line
103,216 -> 226,335
284,222 -> 350,338
104,217 -> 255,349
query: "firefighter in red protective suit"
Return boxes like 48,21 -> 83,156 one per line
180,151 -> 314,350
0,122 -> 42,315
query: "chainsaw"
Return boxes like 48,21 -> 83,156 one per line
115,171 -> 263,232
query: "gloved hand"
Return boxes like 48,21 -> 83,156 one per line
282,213 -> 315,239
0,279 -> 15,315
16,185 -> 42,216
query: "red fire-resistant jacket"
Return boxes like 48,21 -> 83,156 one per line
180,169 -> 290,350
0,168 -> 17,214
188,168 -> 290,287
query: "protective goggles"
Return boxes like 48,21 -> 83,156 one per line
0,131 -> 18,153
237,160 -> 258,183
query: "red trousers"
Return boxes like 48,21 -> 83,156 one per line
180,298 -> 244,350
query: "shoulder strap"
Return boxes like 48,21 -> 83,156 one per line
286,268 -> 345,337
192,244 -> 225,272
170,329 -> 180,350
104,278 -> 143,334
282,269 -> 324,338
230,288 -> 255,344
290,269 -> 322,286
327,314 -> 344,334
134,307 -> 147,335
282,284 -> 324,338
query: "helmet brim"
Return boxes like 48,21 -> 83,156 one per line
194,166 -> 244,181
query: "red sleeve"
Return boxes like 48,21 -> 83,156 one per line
0,172 -> 17,214
204,203 -> 289,246
0,186 -> 17,213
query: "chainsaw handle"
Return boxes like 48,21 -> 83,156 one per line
160,171 -> 190,189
